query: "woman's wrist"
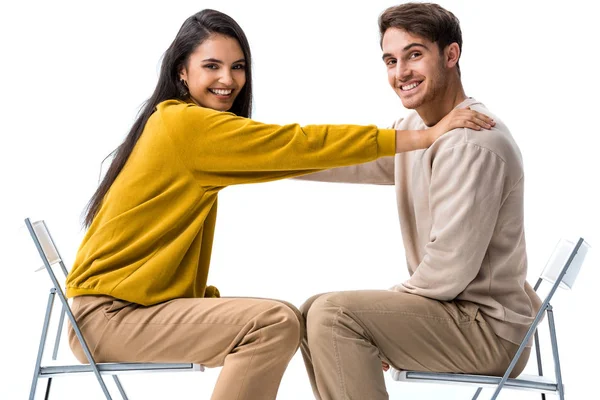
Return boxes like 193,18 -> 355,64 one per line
395,129 -> 431,153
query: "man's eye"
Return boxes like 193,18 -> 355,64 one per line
385,59 -> 397,66
409,52 -> 421,59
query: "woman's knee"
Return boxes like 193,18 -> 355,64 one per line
265,301 -> 303,352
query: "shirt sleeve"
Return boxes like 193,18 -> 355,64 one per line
293,157 -> 395,185
392,141 -> 508,301
162,102 -> 396,186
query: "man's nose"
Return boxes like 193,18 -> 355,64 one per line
395,61 -> 411,82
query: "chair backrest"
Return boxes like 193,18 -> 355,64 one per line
25,218 -> 69,279
30,220 -> 61,264
539,237 -> 590,291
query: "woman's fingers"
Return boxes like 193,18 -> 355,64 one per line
446,110 -> 494,131
464,109 -> 495,129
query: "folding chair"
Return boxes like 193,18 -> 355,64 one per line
389,237 -> 591,400
26,218 -> 205,400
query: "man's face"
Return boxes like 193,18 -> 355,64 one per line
382,28 -> 449,110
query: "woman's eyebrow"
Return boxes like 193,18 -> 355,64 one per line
202,58 -> 246,64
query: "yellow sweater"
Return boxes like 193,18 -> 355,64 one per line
66,99 -> 395,305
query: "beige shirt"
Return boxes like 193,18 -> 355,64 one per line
300,98 -> 541,345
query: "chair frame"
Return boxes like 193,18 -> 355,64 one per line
26,218 -> 204,400
392,237 -> 588,400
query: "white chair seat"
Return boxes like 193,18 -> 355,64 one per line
394,370 -> 558,393
39,362 -> 204,377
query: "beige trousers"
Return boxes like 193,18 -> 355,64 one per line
301,290 -> 530,400
68,295 -> 303,400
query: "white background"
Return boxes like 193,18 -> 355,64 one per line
1,0 -> 598,399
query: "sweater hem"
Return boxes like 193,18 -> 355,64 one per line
66,286 -> 112,300
483,315 -> 534,348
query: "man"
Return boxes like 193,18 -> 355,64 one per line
299,3 -> 542,399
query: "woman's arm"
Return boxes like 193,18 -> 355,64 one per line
395,107 -> 494,153
295,107 -> 494,185
161,101 -> 493,187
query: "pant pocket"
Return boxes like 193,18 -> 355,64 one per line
445,300 -> 479,324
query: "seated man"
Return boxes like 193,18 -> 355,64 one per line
298,3 -> 542,399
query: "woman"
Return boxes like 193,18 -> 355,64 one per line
65,9 -> 494,400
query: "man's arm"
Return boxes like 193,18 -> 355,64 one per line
294,157 -> 395,185
392,141 -> 509,300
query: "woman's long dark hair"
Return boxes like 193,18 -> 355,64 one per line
83,9 -> 253,227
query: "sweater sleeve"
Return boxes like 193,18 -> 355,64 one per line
293,119 -> 400,185
392,140 -> 507,301
160,102 -> 396,186
293,157 -> 395,185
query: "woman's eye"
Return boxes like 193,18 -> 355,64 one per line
232,64 -> 246,70
203,64 -> 218,70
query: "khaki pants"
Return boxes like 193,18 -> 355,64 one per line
301,291 -> 530,400
68,295 -> 303,400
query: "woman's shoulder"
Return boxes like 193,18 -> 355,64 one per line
156,98 -> 195,115
155,99 -> 223,123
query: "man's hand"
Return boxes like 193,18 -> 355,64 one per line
382,361 -> 390,372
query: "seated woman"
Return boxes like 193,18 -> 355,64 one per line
65,9 -> 494,400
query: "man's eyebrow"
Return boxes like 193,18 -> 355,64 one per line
403,43 -> 428,51
382,43 -> 429,60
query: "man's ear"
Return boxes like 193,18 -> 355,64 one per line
445,42 -> 460,69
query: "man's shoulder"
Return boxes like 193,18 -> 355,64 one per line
440,99 -> 520,160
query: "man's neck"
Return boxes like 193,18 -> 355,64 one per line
417,80 -> 468,127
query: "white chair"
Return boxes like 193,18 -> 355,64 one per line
26,218 -> 205,400
389,237 -> 591,400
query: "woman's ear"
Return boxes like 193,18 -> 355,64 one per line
179,68 -> 187,81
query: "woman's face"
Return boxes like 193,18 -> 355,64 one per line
180,34 -> 246,112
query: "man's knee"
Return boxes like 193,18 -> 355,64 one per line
300,293 -> 328,321
304,294 -> 343,341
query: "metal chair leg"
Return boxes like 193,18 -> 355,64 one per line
547,307 -> 565,400
44,378 -> 52,400
29,290 -> 55,400
113,376 -> 129,400
534,329 -> 546,400
52,307 -> 66,360
471,387 -> 483,400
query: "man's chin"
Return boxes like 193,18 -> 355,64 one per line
400,99 -> 419,110
396,93 -> 421,110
